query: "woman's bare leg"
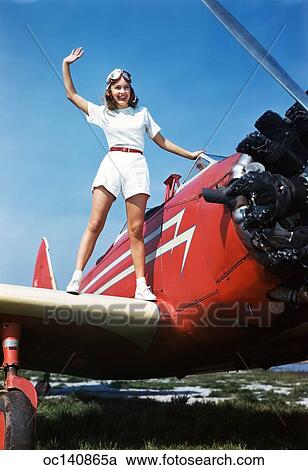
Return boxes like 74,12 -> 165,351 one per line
75,186 -> 115,271
125,193 -> 148,278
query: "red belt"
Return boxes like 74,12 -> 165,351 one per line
109,146 -> 143,154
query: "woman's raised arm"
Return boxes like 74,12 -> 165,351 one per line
62,47 -> 89,114
153,132 -> 203,160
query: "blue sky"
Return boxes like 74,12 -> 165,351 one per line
1,0 -> 307,289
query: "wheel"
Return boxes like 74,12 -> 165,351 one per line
0,390 -> 35,449
0,402 -> 5,449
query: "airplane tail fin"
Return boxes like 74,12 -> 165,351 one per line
32,237 -> 57,289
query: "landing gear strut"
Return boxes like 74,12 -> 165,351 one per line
0,323 -> 38,449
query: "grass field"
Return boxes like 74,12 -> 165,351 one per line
1,368 -> 308,449
2,369 -> 303,450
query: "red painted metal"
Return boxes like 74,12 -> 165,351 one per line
0,323 -> 21,368
32,238 -> 57,289
0,322 -> 38,410
5,375 -> 38,411
164,174 -> 181,202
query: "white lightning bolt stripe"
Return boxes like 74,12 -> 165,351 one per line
81,209 -> 186,293
93,224 -> 196,295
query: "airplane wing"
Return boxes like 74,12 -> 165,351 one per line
0,283 -> 160,377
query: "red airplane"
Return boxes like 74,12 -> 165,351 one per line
1,0 -> 307,450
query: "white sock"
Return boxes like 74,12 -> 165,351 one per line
72,269 -> 83,282
136,276 -> 146,286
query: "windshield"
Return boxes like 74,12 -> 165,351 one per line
180,153 -> 226,187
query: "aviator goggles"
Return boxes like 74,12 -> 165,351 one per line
106,69 -> 132,88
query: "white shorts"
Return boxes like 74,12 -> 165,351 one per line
91,151 -> 151,200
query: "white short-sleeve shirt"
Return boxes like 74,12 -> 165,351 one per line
86,102 -> 161,151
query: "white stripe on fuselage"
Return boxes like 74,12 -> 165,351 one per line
94,225 -> 196,294
81,208 -> 195,294
81,209 -> 185,292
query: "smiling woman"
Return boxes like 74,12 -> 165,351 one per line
61,47 -> 203,299
105,69 -> 137,110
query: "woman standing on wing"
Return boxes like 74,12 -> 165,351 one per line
63,47 -> 203,300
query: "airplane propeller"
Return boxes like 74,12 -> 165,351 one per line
201,0 -> 308,111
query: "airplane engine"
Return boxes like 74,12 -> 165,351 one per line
203,97 -> 308,305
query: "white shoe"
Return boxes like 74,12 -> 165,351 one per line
135,284 -> 157,301
66,279 -> 81,295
